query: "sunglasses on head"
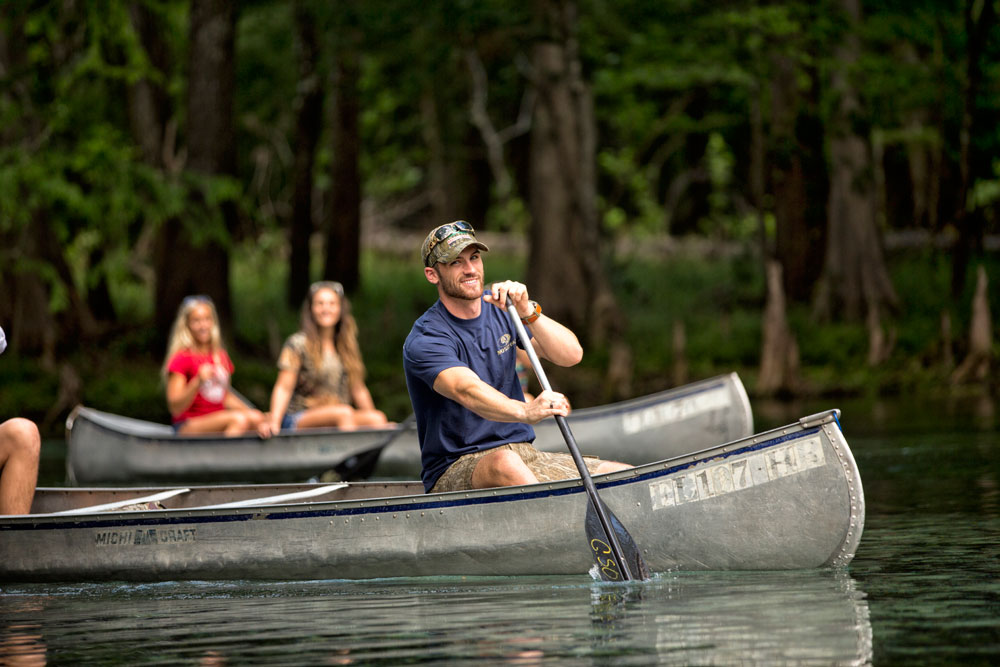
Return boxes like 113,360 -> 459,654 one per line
182,294 -> 214,308
309,281 -> 344,296
425,220 -> 476,264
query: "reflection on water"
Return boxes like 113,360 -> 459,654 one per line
0,625 -> 47,667
648,573 -> 871,665
1,570 -> 872,665
592,571 -> 872,666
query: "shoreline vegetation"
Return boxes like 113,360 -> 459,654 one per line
3,231 -> 997,439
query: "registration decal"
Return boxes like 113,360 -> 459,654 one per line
649,436 -> 825,509
623,386 -> 730,434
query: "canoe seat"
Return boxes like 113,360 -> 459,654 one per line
53,488 -> 191,515
192,483 -> 349,510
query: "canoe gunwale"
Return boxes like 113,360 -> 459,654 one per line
67,405 -> 392,443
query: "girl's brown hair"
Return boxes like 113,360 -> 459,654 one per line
300,282 -> 365,387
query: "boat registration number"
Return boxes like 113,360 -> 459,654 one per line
649,436 -> 826,509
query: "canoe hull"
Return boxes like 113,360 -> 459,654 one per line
65,373 -> 753,484
65,408 -> 395,484
376,372 -> 754,476
4,410 -> 862,582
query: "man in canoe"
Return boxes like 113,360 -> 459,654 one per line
403,221 -> 630,493
0,326 -> 41,515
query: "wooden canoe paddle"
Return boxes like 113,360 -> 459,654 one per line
505,297 -> 649,582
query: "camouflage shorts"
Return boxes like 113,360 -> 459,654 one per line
429,442 -> 605,493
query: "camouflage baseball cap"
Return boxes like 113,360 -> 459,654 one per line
421,220 -> 490,267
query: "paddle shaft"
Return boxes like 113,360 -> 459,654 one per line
505,299 -> 638,581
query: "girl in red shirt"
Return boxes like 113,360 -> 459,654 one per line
162,296 -> 270,437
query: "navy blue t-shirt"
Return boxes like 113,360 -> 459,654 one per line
403,295 -> 534,492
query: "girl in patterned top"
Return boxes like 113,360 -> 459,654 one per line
267,282 -> 389,433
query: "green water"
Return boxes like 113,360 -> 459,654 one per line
2,397 -> 998,664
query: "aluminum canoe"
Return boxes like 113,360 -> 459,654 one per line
375,372 -> 753,476
5,409 -> 862,582
64,406 -> 409,485
65,373 -> 753,484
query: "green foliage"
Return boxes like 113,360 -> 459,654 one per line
609,249 -> 763,392
85,359 -> 170,423
1,0 -> 189,319
7,0 -> 1000,436
969,160 -> 1000,211
700,132 -> 762,241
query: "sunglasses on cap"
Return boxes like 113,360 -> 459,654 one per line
424,220 -> 476,266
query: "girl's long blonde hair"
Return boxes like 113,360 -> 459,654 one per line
161,295 -> 224,381
301,282 -> 365,387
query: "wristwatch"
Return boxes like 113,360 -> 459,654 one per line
521,300 -> 542,325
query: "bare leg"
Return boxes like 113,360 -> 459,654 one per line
0,418 -> 41,515
352,409 -> 389,427
178,409 -> 259,437
295,405 -> 357,430
471,448 -> 539,488
222,411 -> 252,437
595,461 -> 631,475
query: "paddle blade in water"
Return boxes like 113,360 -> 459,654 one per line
585,498 -> 650,581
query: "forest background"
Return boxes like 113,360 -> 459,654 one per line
2,0 -> 999,438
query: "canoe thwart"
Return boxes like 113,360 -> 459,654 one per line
191,483 -> 348,510
51,488 -> 192,515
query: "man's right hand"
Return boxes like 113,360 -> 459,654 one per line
523,390 -> 570,423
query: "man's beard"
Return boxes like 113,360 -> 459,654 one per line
438,269 -> 483,301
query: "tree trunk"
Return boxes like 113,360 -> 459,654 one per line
323,42 -> 362,292
5,223 -> 59,366
898,42 -> 939,233
770,53 -> 822,303
86,246 -> 117,323
288,1 -> 324,306
749,81 -> 767,258
951,0 -> 995,298
951,265 -> 992,383
127,1 -> 171,168
813,0 -> 898,330
940,310 -> 954,370
757,260 -> 801,397
528,0 -> 630,397
155,0 -> 238,335
671,320 -> 688,387
420,88 -> 455,226
125,0 -> 176,326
